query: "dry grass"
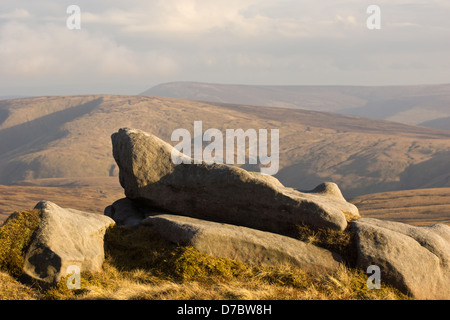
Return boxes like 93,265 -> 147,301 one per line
0,271 -> 38,300
0,209 -> 41,276
0,177 -> 123,224
0,214 -> 408,300
295,223 -> 357,266
351,187 -> 450,226
40,261 -> 405,300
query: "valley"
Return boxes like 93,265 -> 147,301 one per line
0,94 -> 449,225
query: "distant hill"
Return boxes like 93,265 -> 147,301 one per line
0,95 -> 450,200
0,96 -> 29,101
141,82 -> 450,128
419,116 -> 450,130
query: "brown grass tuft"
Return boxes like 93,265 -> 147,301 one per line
0,214 -> 409,300
295,223 -> 357,266
0,209 -> 41,277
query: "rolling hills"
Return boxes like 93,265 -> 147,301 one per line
0,95 -> 449,200
142,82 -> 450,128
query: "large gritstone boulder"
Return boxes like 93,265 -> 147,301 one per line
141,213 -> 343,272
23,201 -> 115,284
111,128 -> 359,234
352,218 -> 450,299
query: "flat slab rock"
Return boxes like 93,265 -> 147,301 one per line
141,213 -> 343,272
111,128 -> 359,234
352,218 -> 450,299
23,201 -> 115,284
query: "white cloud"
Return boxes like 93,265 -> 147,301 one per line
79,0 -> 364,41
0,22 -> 179,81
0,0 -> 449,93
81,0 -> 272,37
387,22 -> 421,28
0,9 -> 32,20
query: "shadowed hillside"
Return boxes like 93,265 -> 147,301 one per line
0,95 -> 449,200
419,116 -> 450,130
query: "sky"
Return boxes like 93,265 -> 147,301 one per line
0,0 -> 449,96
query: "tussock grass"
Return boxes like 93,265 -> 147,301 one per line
0,271 -> 38,300
0,209 -> 41,277
40,254 -> 406,300
41,225 -> 407,300
0,212 -> 408,300
104,226 -> 251,282
295,223 -> 357,266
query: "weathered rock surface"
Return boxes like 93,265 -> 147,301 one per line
142,214 -> 343,271
23,201 -> 115,284
111,128 -> 359,233
352,218 -> 450,299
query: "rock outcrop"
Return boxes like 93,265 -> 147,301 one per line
141,214 -> 343,272
23,201 -> 115,284
111,128 -> 359,234
352,218 -> 450,299
106,127 -> 450,299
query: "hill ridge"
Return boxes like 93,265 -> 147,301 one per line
0,94 -> 449,198
141,82 -> 450,128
